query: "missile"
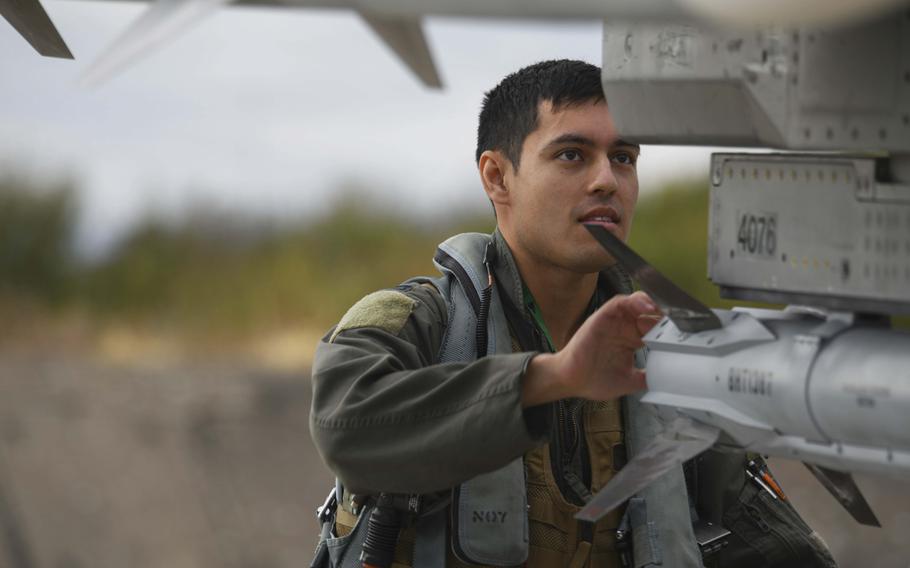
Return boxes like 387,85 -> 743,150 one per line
578,222 -> 909,527
642,306 -> 910,480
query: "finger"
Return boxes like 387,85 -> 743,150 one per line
631,368 -> 648,391
595,293 -> 652,324
636,314 -> 663,337
609,293 -> 660,322
612,368 -> 648,398
629,291 -> 661,315
584,301 -> 649,348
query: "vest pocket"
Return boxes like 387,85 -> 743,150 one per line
584,400 -> 623,432
326,505 -> 370,568
583,401 -> 625,492
721,478 -> 836,568
526,479 -> 574,566
451,457 -> 529,566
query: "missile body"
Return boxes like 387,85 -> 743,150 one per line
642,308 -> 910,477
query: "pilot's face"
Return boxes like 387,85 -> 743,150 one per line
498,99 -> 640,274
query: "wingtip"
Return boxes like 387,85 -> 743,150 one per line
1,0 -> 74,60
360,13 -> 444,90
40,44 -> 73,59
419,71 -> 443,90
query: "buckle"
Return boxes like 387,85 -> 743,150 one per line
316,488 -> 337,523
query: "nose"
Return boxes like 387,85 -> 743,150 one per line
588,155 -> 619,195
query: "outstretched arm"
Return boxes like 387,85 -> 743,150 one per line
522,291 -> 661,406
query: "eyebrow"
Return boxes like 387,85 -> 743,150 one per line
542,133 -> 641,152
615,138 -> 641,152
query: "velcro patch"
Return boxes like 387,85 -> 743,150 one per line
330,289 -> 417,343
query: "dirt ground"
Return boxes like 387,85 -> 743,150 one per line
0,350 -> 907,568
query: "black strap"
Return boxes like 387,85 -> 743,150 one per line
498,283 -> 539,352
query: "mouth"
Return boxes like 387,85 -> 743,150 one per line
578,206 -> 621,228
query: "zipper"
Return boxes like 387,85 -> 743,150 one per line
562,400 -> 581,458
434,249 -> 481,316
550,399 -> 593,508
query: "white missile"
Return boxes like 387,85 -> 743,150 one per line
643,308 -> 910,478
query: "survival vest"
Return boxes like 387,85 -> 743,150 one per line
318,232 -> 703,568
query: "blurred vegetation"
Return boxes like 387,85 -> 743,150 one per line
1,175 -> 905,338
0,177 -> 494,338
82,198 -> 494,337
0,175 -> 76,309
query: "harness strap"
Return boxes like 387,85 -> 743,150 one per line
568,541 -> 593,568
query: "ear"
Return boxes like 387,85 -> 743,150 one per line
478,150 -> 512,207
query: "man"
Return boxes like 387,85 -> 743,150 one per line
310,60 -> 834,568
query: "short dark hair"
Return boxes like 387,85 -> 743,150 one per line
475,60 -> 604,170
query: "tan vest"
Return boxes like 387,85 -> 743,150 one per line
336,399 -> 626,568
521,399 -> 625,568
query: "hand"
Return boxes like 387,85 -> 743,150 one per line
522,291 -> 662,406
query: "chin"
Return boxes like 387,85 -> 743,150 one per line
568,247 -> 615,274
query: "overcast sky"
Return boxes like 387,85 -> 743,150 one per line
0,2 -> 719,256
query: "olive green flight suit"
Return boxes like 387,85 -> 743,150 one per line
310,229 -> 837,568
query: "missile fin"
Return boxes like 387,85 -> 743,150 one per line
584,224 -> 723,332
0,0 -> 72,58
359,12 -> 442,89
803,463 -> 881,527
79,0 -> 232,87
576,417 -> 720,522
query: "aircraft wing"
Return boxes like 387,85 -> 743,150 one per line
6,0 -> 910,86
77,0 -> 444,88
0,0 -> 72,58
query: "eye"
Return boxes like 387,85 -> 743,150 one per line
556,149 -> 583,162
611,151 -> 637,166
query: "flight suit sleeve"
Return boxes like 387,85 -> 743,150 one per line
309,283 -> 549,495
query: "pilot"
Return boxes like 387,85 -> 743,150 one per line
309,60 -> 836,568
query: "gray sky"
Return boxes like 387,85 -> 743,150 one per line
0,2 -> 718,256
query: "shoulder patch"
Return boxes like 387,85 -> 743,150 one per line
330,289 -> 418,343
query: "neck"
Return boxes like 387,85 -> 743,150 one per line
514,256 -> 598,351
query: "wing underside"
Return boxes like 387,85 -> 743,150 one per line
1,0 -> 443,87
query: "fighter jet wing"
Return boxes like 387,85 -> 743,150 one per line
576,416 -> 720,522
7,0 -> 908,86
79,0 -> 442,88
584,223 -> 723,332
0,0 -> 72,58
359,13 -> 441,89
